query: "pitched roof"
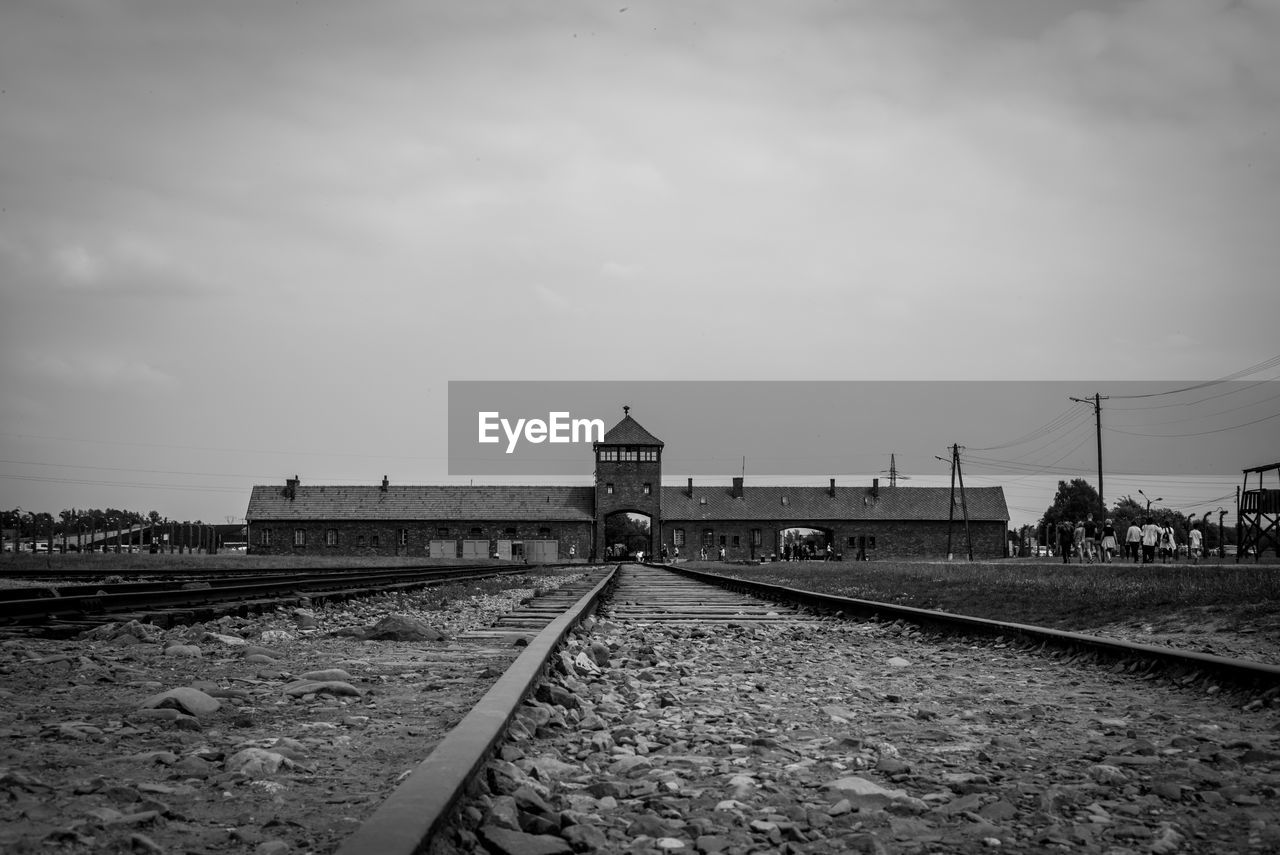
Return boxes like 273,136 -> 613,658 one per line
245,482 -> 1008,525
600,414 -> 664,447
660,485 -> 1009,523
246,485 -> 595,522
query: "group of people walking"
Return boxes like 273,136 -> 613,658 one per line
1058,513 -> 1205,564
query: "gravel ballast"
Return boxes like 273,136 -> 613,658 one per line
0,572 -> 585,854
449,613 -> 1280,854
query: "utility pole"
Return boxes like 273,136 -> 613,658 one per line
944,448 -> 957,559
1070,393 -> 1108,511
956,444 -> 973,561
940,444 -> 974,561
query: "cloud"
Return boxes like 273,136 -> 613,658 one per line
600,261 -> 638,280
533,284 -> 574,312
19,352 -> 178,396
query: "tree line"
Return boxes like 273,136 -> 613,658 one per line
1026,478 -> 1237,550
2,508 -> 210,535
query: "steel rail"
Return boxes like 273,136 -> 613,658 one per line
666,564 -> 1280,689
334,565 -> 619,855
0,564 -> 537,604
0,561 -> 581,582
0,565 -> 534,623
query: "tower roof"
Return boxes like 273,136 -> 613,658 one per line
600,408 -> 664,447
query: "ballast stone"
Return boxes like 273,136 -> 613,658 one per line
360,614 -> 447,642
827,775 -> 929,812
138,687 -> 221,718
478,824 -> 572,855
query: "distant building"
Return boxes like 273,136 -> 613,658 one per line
245,411 -> 1009,560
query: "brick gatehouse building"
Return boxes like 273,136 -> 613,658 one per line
245,411 -> 1009,561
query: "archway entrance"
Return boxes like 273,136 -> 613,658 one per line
604,511 -> 653,561
778,526 -> 832,561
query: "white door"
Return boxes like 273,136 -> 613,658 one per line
526,540 -> 558,563
461,539 -> 489,559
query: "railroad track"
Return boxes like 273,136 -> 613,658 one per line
337,563 -> 1280,855
0,564 -> 543,627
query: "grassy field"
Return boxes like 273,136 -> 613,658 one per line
689,558 -> 1280,629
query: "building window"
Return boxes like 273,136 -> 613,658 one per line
848,536 -> 857,548
621,447 -> 638,461
732,535 -> 740,547
673,528 -> 685,547
868,536 -> 876,550
643,482 -> 652,495
751,529 -> 761,546
371,534 -> 380,548
702,529 -> 714,547
639,449 -> 657,462
398,529 -> 409,547
719,535 -> 727,546
600,448 -> 618,462
606,483 -> 614,495
469,527 -> 483,537
539,527 -> 552,538
325,528 -> 338,547
261,528 -> 273,547
293,529 -> 306,547
436,527 -> 450,538
504,527 -> 517,538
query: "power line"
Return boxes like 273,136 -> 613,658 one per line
0,459 -> 276,480
1107,377 -> 1280,412
1107,353 -> 1280,399
967,406 -> 1085,452
1104,410 -> 1280,438
0,473 -> 247,494
0,431 -> 445,462
1106,388 -> 1280,428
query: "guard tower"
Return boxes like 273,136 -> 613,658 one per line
1238,462 -> 1280,562
594,407 -> 663,561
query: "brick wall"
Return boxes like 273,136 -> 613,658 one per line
247,520 -> 593,560
594,457 -> 662,559
659,519 -> 1007,562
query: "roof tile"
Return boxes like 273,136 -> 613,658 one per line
600,414 -> 664,447
660,485 -> 1008,522
246,485 -> 595,522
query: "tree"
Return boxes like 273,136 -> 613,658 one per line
1040,479 -> 1103,538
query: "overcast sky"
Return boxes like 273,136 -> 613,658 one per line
2,0 -> 1278,528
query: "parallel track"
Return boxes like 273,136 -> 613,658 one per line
0,564 -> 542,626
336,563 -> 1280,855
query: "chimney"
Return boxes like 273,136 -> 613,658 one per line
687,477 -> 694,497
829,478 -> 836,497
731,476 -> 744,499
872,478 -> 879,499
283,475 -> 299,501
380,475 -> 389,492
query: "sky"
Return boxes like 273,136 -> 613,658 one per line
2,0 -> 1278,530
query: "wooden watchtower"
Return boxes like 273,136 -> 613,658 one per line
1238,462 -> 1280,562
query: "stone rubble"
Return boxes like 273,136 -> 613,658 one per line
0,571 -> 585,854
448,616 -> 1280,854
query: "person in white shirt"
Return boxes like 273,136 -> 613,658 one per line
1140,518 -> 1162,564
1125,522 -> 1143,563
1189,525 -> 1203,564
